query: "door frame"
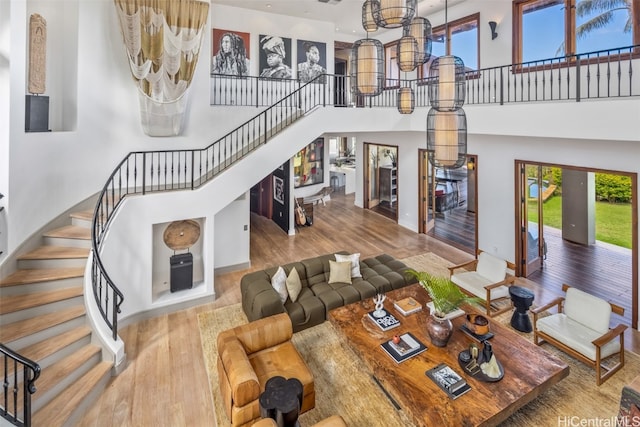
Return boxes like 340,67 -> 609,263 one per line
514,160 -> 638,329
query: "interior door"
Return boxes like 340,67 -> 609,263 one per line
419,149 -> 435,233
364,143 -> 380,209
519,163 -> 544,276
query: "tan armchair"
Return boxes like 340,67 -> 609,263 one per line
217,313 -> 315,427
532,284 -> 628,385
448,250 -> 516,317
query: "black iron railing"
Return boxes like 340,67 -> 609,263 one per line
1,344 -> 40,427
90,75 -> 332,341
211,44 -> 639,108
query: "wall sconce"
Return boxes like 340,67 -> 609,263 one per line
488,21 -> 498,40
467,157 -> 475,170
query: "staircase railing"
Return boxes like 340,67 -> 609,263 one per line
1,344 -> 40,427
90,74 -> 333,341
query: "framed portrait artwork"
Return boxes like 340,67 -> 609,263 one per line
211,29 -> 250,77
259,34 -> 292,79
297,39 -> 327,83
273,176 -> 285,205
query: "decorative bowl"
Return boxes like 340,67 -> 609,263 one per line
465,314 -> 490,336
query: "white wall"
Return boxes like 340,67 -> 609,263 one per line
0,0 -> 10,257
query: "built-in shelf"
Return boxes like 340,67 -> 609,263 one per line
380,165 -> 397,206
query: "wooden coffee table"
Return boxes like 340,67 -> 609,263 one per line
327,283 -> 569,427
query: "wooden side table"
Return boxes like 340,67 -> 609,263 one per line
259,376 -> 303,427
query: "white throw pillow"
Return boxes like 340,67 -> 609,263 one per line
271,266 -> 288,303
286,267 -> 303,303
335,253 -> 362,278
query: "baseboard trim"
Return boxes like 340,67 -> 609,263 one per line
214,261 -> 251,275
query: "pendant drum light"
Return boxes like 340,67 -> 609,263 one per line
397,87 -> 415,114
397,35 -> 418,72
362,0 -> 379,32
372,0 -> 416,29
403,16 -> 432,65
426,108 -> 467,168
427,55 -> 465,111
350,38 -> 384,96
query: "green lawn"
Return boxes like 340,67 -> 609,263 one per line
527,196 -> 632,249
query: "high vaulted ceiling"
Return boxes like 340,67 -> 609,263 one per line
210,0 -> 468,37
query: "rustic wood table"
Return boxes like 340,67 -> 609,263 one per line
328,283 -> 569,427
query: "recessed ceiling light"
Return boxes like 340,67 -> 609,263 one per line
266,3 -> 272,8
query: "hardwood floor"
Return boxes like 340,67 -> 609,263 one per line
77,191 -> 640,427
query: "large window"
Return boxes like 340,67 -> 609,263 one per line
420,13 -> 479,78
514,0 -> 640,64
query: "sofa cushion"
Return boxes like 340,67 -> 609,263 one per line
335,252 -> 362,277
476,252 -> 508,283
271,266 -> 288,303
564,287 -> 611,334
536,313 -> 621,360
286,267 -> 303,302
328,260 -> 352,284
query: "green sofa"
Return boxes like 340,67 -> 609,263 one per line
240,252 -> 417,332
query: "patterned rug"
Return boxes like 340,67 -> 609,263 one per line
198,252 -> 636,427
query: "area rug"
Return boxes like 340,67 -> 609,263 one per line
199,252 -> 638,427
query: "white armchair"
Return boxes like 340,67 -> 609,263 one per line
448,251 -> 516,317
532,284 -> 627,385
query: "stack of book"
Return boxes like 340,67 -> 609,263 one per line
426,363 -> 471,399
393,297 -> 422,316
367,310 -> 401,331
380,332 -> 427,363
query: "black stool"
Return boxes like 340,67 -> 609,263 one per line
259,376 -> 303,427
509,286 -> 535,333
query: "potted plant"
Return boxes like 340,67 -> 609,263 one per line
406,270 -> 480,347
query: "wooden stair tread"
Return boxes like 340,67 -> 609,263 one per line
0,267 -> 85,287
0,306 -> 86,343
18,326 -> 92,365
33,361 -> 113,427
0,287 -> 83,315
43,225 -> 91,240
18,245 -> 90,260
70,210 -> 94,222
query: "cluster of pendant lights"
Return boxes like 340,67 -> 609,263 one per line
352,0 -> 466,169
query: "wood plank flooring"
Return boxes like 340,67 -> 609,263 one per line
77,191 -> 640,427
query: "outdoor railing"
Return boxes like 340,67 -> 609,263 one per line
1,344 -> 40,427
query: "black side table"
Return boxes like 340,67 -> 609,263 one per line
259,376 -> 303,427
509,286 -> 535,333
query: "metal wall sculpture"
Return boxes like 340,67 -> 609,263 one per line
114,0 -> 210,136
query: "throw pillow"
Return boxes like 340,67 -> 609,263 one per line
271,266 -> 288,303
335,253 -> 362,278
328,260 -> 352,284
286,267 -> 302,303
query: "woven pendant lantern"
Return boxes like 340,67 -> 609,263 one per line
397,87 -> 414,114
403,16 -> 432,65
428,55 -> 466,111
397,35 -> 418,72
350,38 -> 384,96
426,108 -> 467,169
362,0 -> 379,33
372,0 -> 416,29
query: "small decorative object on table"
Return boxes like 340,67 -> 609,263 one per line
460,314 -> 495,341
372,293 -> 387,317
367,309 -> 400,331
458,340 -> 504,382
426,363 -> 471,399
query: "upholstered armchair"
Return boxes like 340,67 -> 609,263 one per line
217,313 -> 315,427
533,284 -> 628,385
448,250 -> 516,317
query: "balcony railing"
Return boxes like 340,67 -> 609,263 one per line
210,44 -> 639,108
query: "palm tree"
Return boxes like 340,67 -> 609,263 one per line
556,0 -> 632,56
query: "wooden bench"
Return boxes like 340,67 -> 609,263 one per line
532,284 -> 627,385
